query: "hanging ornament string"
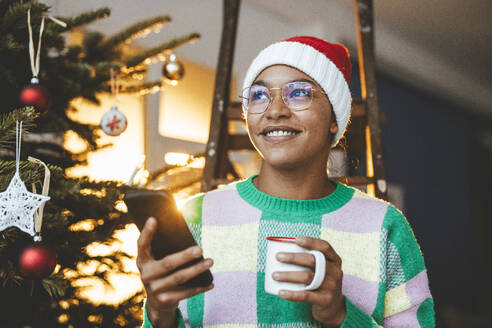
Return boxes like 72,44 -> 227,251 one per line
110,68 -> 120,105
28,157 -> 51,241
27,9 -> 44,79
16,121 -> 23,172
27,9 -> 67,79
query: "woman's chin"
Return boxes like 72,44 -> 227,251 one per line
263,157 -> 305,171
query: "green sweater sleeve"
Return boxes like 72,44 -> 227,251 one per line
340,296 -> 382,327
379,206 -> 435,327
340,205 -> 435,328
142,301 -> 185,328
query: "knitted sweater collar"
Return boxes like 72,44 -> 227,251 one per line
236,174 -> 354,215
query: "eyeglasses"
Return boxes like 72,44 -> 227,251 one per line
241,81 -> 326,114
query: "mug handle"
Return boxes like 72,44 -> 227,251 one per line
304,250 -> 326,290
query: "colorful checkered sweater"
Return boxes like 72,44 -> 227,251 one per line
142,175 -> 434,327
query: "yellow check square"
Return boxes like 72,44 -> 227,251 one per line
320,227 -> 380,282
202,222 -> 259,273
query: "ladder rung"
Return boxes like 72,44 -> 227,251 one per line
227,102 -> 243,120
351,98 -> 366,118
228,134 -> 255,150
227,99 -> 366,120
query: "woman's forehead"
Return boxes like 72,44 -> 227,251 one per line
253,65 -> 314,85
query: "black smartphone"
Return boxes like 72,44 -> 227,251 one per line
123,189 -> 213,288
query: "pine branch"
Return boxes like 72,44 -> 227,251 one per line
0,34 -> 23,51
0,261 -> 23,288
125,32 -> 200,69
120,80 -> 162,95
99,15 -> 171,53
64,45 -> 83,61
23,140 -> 72,158
71,143 -> 113,161
0,0 -> 47,33
0,2 -> 203,324
0,107 -> 38,149
82,31 -> 105,50
39,23 -> 66,52
65,115 -> 101,149
0,159 -> 64,189
41,273 -> 67,298
53,7 -> 111,31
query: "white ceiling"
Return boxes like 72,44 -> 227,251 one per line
48,0 -> 492,117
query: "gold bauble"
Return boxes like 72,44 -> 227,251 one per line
162,57 -> 185,82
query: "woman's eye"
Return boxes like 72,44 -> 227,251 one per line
251,91 -> 268,101
289,88 -> 309,98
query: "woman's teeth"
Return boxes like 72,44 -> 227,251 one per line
265,130 -> 297,137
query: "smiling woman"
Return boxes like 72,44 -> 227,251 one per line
245,65 -> 338,175
137,36 -> 435,328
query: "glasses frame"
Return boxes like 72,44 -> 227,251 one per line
240,80 -> 328,114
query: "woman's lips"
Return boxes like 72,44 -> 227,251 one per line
262,132 -> 301,143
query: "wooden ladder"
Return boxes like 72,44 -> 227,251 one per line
201,0 -> 388,200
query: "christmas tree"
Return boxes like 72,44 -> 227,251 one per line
0,0 -> 200,326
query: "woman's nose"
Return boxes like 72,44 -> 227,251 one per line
265,92 -> 291,119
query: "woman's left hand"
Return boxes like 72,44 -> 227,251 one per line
274,236 -> 346,327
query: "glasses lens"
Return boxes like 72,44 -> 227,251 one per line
246,85 -> 270,113
283,82 -> 313,110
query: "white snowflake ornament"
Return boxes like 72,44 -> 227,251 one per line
0,121 -> 50,236
0,171 -> 50,236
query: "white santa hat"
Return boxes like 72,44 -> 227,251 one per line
242,36 -> 352,147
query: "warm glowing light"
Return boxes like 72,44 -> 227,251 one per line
365,125 -> 375,196
88,315 -> 102,324
70,224 -> 143,305
79,188 -> 106,197
115,200 -> 128,213
164,152 -> 191,166
170,80 -> 178,86
69,219 -> 97,232
86,243 -> 116,257
188,157 -> 205,168
134,169 -> 150,185
115,224 -> 140,257
58,314 -> 69,324
65,93 -> 145,182
73,274 -> 142,305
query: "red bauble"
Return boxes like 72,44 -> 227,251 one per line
19,83 -> 50,114
18,243 -> 57,279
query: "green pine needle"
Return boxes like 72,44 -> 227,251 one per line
0,107 -> 38,149
53,7 -> 111,31
41,273 -> 67,298
120,80 -> 162,94
125,32 -> 201,68
99,15 -> 171,52
0,0 -> 47,33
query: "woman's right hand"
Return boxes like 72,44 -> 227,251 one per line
137,217 -> 214,328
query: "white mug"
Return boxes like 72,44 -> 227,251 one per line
265,237 -> 326,296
